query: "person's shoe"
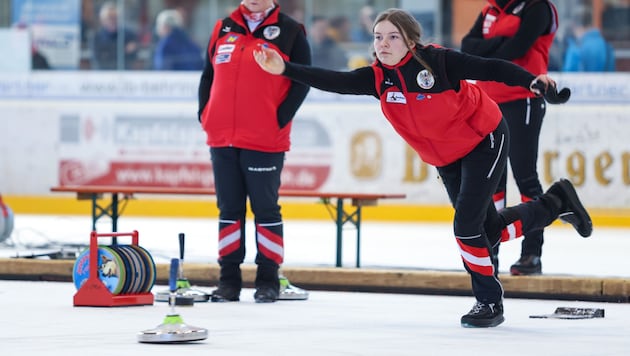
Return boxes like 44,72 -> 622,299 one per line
510,255 -> 542,275
546,178 -> 593,237
461,301 -> 505,328
278,275 -> 309,300
254,286 -> 279,303
210,284 -> 240,302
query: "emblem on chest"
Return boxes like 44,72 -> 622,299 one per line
416,69 -> 435,90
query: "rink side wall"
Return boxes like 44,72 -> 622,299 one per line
1,72 -> 628,226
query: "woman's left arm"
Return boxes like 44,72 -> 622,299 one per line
445,49 -> 554,95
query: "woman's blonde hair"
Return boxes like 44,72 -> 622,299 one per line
373,8 -> 433,74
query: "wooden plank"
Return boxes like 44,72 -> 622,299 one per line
2,259 -> 628,302
51,185 -> 406,201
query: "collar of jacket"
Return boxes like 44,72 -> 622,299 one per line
378,49 -> 415,70
229,3 -> 280,31
488,0 -> 521,12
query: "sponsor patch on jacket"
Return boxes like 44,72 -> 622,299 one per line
217,44 -> 236,54
263,26 -> 281,40
386,91 -> 407,104
226,35 -> 239,43
215,53 -> 231,64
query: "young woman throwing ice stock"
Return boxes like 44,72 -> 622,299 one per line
254,8 -> 592,328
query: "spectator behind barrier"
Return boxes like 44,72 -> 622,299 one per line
562,11 -> 615,72
153,9 -> 204,71
309,15 -> 348,70
92,1 -> 139,70
351,5 -> 376,42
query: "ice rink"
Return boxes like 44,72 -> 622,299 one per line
1,214 -> 629,355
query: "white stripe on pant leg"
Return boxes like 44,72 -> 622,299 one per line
218,230 -> 240,250
487,134 -> 505,179
459,249 -> 494,267
257,233 -> 284,256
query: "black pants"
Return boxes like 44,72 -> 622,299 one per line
438,119 -> 557,303
210,147 -> 284,286
498,97 -> 546,257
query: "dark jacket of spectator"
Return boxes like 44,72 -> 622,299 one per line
154,27 -> 203,70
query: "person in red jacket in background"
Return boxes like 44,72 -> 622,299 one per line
254,8 -> 592,327
197,0 -> 310,303
461,0 -> 559,276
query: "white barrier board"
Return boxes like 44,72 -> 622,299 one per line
0,72 -> 628,208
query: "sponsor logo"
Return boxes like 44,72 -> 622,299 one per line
482,14 -> 497,35
248,166 -> 277,172
222,26 -> 231,32
215,53 -> 231,64
217,44 -> 235,54
386,91 -> 407,104
226,35 -> 239,43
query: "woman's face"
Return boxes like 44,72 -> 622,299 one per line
373,20 -> 411,66
242,0 -> 274,13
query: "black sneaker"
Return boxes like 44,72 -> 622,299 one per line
210,284 -> 240,302
546,178 -> 592,237
510,255 -> 542,275
461,301 -> 505,328
254,286 -> 279,303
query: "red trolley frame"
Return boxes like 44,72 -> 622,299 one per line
73,230 -> 154,307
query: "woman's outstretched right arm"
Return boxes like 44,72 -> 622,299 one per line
254,47 -> 377,97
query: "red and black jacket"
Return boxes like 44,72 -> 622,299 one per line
281,45 -> 535,167
461,0 -> 558,103
198,5 -> 310,152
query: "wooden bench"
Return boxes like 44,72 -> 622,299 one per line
50,185 -> 405,268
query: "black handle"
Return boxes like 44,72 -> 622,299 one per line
178,232 -> 185,261
532,81 -> 571,104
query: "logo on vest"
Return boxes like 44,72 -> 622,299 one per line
416,70 -> 435,90
263,26 -> 281,40
217,44 -> 236,54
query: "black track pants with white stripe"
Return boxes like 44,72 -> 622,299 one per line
438,119 -> 557,304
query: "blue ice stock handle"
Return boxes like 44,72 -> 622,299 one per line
169,258 -> 179,292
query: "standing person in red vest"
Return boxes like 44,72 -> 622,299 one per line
198,0 -> 311,303
461,0 -> 560,276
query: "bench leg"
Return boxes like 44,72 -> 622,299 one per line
335,198 -> 343,267
355,206 -> 362,268
331,198 -> 362,268
89,193 -> 122,243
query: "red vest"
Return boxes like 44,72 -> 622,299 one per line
200,7 -> 300,152
477,0 -> 557,103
